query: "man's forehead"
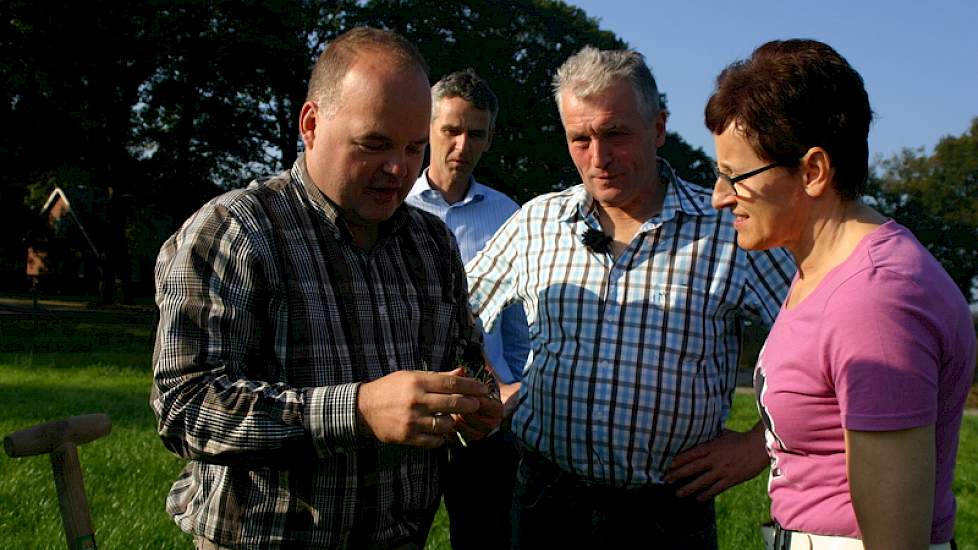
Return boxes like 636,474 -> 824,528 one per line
345,57 -> 428,89
436,95 -> 488,113
561,104 -> 629,129
337,53 -> 430,106
433,97 -> 491,123
560,84 -> 646,123
561,81 -> 634,107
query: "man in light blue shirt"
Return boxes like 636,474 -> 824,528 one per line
406,69 -> 530,550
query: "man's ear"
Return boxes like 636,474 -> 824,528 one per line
299,101 -> 318,150
801,146 -> 835,198
653,110 -> 667,148
486,126 -> 494,151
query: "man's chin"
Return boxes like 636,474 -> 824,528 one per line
347,205 -> 401,227
446,168 -> 472,185
589,188 -> 629,207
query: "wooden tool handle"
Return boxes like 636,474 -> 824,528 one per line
51,444 -> 97,549
3,414 -> 111,458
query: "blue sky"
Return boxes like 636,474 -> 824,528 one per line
568,0 -> 977,164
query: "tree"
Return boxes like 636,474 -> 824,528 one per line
2,1 -> 343,298
871,117 -> 978,300
129,1 -> 350,293
1,0 -> 718,298
350,0 -> 619,201
1,0 -> 159,302
350,0 -> 715,199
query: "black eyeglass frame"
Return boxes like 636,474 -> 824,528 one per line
713,161 -> 782,196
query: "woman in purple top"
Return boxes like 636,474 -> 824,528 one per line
705,39 -> 974,550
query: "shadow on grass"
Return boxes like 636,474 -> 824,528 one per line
0,318 -> 156,355
0,316 -> 156,380
0,373 -> 157,431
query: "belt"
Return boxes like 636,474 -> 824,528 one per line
761,523 -> 954,550
520,448 -> 676,494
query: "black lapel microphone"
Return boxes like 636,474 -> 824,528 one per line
581,227 -> 613,254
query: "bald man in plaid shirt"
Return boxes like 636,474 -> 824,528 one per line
152,28 -> 501,549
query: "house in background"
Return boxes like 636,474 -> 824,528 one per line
26,187 -> 103,295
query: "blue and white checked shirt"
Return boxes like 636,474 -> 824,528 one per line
466,161 -> 794,487
406,170 -> 530,383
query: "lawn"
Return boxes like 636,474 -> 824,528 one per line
0,312 -> 975,549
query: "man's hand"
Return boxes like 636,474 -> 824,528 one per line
454,393 -> 504,442
357,368 -> 488,448
499,381 -> 521,421
664,422 -> 769,501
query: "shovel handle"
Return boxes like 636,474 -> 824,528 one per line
4,414 -> 111,458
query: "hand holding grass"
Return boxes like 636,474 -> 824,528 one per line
356,368 -> 488,448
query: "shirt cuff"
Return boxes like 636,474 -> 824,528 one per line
304,383 -> 361,457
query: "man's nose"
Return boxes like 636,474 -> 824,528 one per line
590,139 -> 611,169
455,132 -> 471,153
383,152 -> 408,178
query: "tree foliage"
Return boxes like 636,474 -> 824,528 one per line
354,0 -> 621,200
870,117 -> 978,300
1,0 -> 716,299
1,0 -> 160,300
349,0 -> 714,198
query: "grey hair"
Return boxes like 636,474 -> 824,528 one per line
553,46 -> 661,121
431,68 -> 499,128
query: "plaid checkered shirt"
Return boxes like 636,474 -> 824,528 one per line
151,154 -> 475,547
467,160 -> 795,487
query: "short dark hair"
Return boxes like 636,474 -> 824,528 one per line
306,27 -> 429,117
431,69 -> 499,127
705,39 -> 873,201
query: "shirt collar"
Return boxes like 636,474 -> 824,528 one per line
560,158 -> 716,224
413,168 -> 486,206
662,159 -> 715,218
291,152 -> 411,240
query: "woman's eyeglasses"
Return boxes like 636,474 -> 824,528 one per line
712,162 -> 783,196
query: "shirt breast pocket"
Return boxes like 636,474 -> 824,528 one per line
653,283 -> 729,319
640,284 -> 728,365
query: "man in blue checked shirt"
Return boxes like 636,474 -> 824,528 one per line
406,69 -> 530,550
466,46 -> 795,548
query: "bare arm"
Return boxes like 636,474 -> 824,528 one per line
846,425 -> 935,550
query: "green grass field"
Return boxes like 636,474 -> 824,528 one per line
0,313 -> 974,549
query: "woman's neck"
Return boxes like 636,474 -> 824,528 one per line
785,201 -> 886,308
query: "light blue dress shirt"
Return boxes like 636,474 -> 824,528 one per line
407,169 -> 530,383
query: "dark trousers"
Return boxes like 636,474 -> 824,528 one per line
512,450 -> 718,550
443,429 -> 521,550
194,502 -> 436,550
